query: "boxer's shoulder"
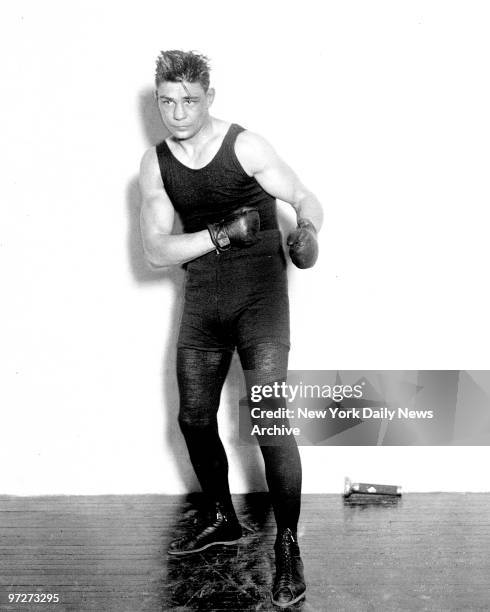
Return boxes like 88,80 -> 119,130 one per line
234,130 -> 275,176
140,146 -> 160,177
235,129 -> 271,151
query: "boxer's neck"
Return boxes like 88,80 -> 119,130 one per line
167,118 -> 230,169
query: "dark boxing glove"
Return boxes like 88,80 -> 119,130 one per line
208,206 -> 260,252
287,219 -> 318,269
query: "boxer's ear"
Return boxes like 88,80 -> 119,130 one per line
206,88 -> 216,107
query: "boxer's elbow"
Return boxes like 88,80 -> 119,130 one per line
142,232 -> 174,269
145,255 -> 169,271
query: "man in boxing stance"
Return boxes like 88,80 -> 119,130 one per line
139,50 -> 322,608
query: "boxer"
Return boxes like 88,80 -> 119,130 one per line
139,50 -> 323,608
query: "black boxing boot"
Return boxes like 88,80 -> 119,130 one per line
271,528 -> 306,608
167,501 -> 243,555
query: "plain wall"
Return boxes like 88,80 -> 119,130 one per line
1,0 -> 490,495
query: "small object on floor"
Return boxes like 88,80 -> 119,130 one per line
343,476 -> 402,497
271,528 -> 306,608
167,502 -> 242,555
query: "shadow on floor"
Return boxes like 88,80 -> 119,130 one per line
160,493 -> 306,611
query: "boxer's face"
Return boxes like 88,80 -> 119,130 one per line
156,80 -> 214,140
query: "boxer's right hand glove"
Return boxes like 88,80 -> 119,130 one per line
208,206 -> 260,252
287,218 -> 319,268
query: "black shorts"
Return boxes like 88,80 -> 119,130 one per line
178,230 -> 290,352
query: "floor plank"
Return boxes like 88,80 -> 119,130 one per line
0,493 -> 489,611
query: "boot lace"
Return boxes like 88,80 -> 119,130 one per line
276,531 -> 294,591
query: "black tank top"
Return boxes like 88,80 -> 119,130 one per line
155,123 -> 278,233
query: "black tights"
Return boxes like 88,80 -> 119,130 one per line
176,342 -> 302,532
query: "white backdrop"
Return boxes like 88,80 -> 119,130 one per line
1,0 -> 490,495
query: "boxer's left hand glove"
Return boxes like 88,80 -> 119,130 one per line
287,219 -> 318,269
208,206 -> 260,252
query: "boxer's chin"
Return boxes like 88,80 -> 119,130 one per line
171,126 -> 193,139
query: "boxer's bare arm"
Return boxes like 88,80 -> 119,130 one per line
139,147 -> 215,267
235,132 -> 324,231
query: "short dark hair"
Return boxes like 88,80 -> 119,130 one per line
155,50 -> 211,91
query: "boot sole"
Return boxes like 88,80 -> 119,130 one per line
270,590 -> 306,608
167,536 -> 243,556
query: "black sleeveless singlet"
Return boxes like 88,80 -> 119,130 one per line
155,123 -> 279,233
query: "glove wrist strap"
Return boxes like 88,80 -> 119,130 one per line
208,223 -> 231,252
297,218 -> 317,234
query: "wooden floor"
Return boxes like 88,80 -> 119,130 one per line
0,493 -> 489,611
